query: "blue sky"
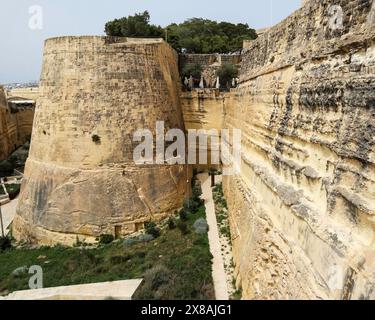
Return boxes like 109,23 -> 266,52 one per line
0,0 -> 300,83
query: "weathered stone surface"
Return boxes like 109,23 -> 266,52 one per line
222,0 -> 375,300
13,36 -> 188,246
0,86 -> 34,160
181,89 -> 224,170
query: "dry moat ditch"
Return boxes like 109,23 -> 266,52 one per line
0,175 -> 215,300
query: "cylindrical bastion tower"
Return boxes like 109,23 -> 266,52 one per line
13,36 -> 187,245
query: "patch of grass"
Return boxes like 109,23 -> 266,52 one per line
213,183 -> 231,239
0,202 -> 214,300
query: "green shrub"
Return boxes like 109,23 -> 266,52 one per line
184,198 -> 200,213
133,265 -> 172,300
177,221 -> 189,235
123,238 -> 136,247
216,64 -> 239,88
99,234 -> 114,245
0,160 -> 14,177
179,209 -> 188,221
5,184 -> 21,200
0,236 -> 12,252
163,18 -> 257,54
138,234 -> 155,242
193,218 -> 209,234
182,63 -> 202,79
145,222 -> 161,238
192,184 -> 203,204
105,11 -> 164,38
167,217 -> 176,230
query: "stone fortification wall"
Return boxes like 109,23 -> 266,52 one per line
13,36 -> 188,245
223,0 -> 375,299
0,87 -> 34,160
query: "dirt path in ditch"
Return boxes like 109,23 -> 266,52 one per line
198,173 -> 229,300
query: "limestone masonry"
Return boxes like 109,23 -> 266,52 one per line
13,37 -> 187,245
8,0 -> 375,299
0,86 -> 34,160
223,0 -> 375,299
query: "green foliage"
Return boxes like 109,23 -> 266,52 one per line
145,221 -> 161,238
134,265 -> 172,299
0,160 -> 14,177
184,198 -> 200,214
167,18 -> 257,53
177,221 -> 189,235
98,234 -> 114,245
138,234 -> 155,242
0,204 -> 213,300
181,63 -> 202,79
105,11 -> 164,38
167,217 -> 176,230
5,184 -> 21,200
104,13 -> 257,54
193,218 -> 209,234
0,237 -> 11,252
220,225 -> 231,239
179,209 -> 188,222
192,183 -> 203,204
217,64 -> 239,88
213,183 -> 228,209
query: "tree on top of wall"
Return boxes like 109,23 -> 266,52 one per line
166,19 -> 257,54
216,64 -> 239,89
104,13 -> 257,54
104,11 -> 164,38
181,64 -> 202,80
